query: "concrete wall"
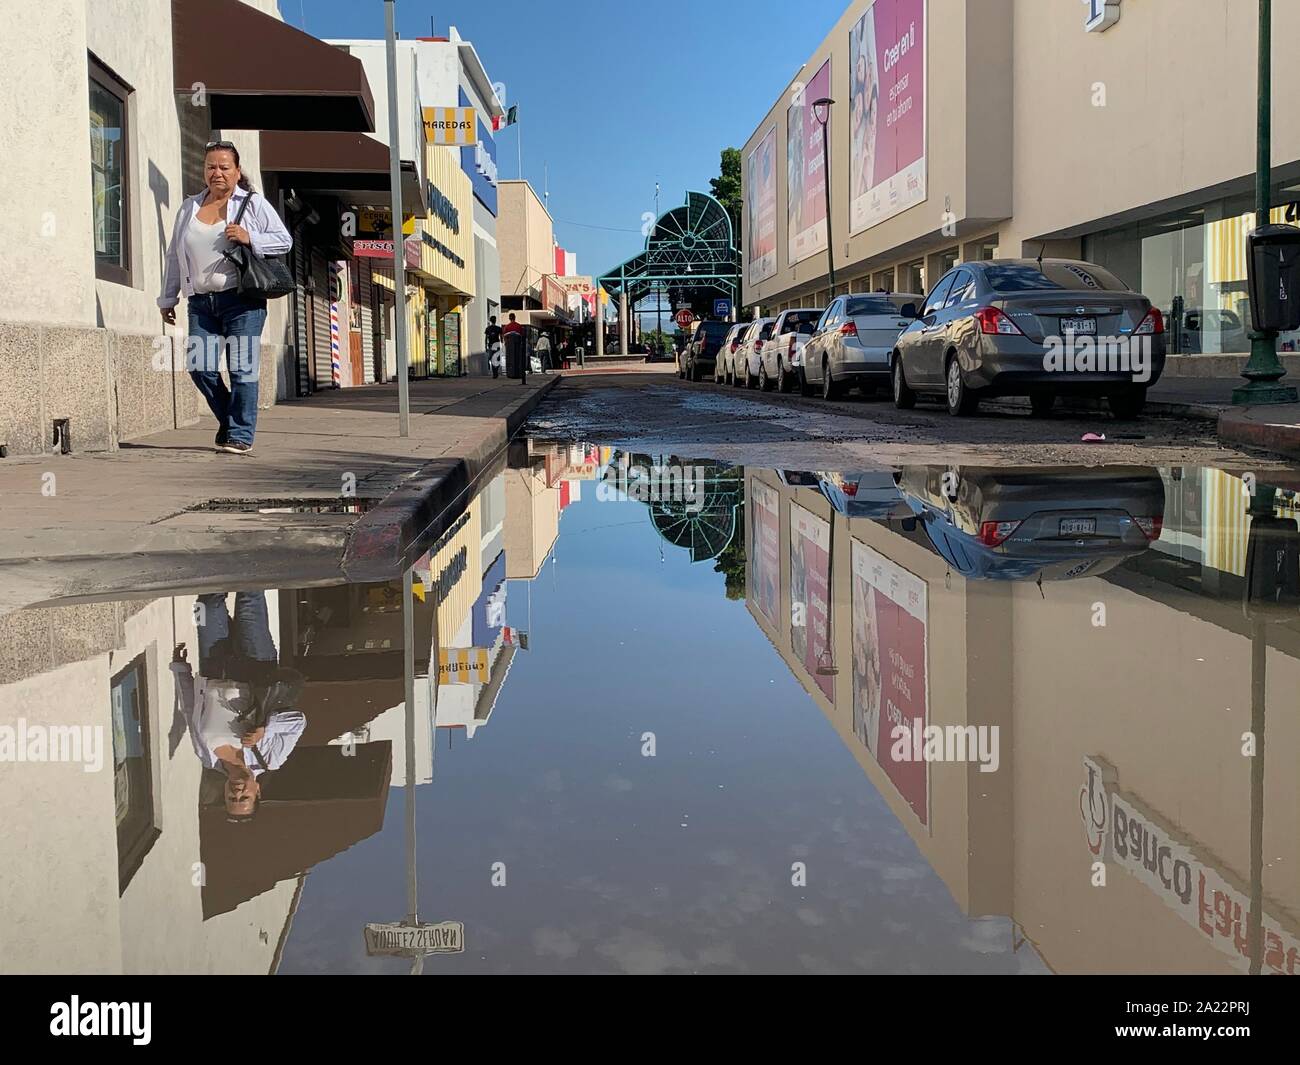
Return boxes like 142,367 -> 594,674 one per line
498,181 -> 554,301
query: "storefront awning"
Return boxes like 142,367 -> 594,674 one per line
260,131 -> 426,214
172,0 -> 374,132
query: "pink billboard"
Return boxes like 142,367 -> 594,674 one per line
746,126 -> 777,285
749,478 -> 780,624
848,0 -> 926,235
851,538 -> 928,826
790,503 -> 833,701
786,59 -> 830,265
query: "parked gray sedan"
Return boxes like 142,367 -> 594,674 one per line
891,258 -> 1165,418
801,292 -> 922,399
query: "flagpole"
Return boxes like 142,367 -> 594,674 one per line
517,113 -> 523,180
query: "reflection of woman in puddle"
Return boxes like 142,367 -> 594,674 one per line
851,573 -> 881,756
172,591 -> 305,822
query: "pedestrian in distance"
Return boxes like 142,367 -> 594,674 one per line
502,313 -> 527,384
159,140 -> 291,455
485,315 -> 503,378
535,330 -> 552,374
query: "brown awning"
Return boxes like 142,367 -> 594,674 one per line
260,130 -> 426,214
172,0 -> 374,132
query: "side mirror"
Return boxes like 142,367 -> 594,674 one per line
900,302 -> 919,319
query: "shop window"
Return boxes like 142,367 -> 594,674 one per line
937,247 -> 959,275
901,259 -> 925,296
966,237 -> 999,262
89,55 -> 132,286
111,653 -> 158,892
871,269 -> 893,293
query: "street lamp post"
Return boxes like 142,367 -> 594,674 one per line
384,0 -> 411,435
813,97 -> 836,299
1234,0 -> 1298,405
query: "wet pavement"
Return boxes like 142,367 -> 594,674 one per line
2,382 -> 1299,975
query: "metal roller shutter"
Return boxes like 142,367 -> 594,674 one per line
292,242 -> 311,396
359,258 -> 376,384
311,250 -> 332,389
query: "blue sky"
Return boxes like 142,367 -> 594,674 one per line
288,0 -> 845,283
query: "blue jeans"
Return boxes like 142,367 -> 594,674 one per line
187,289 -> 267,445
197,591 -> 278,681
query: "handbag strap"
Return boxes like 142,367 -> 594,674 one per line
229,187 -> 254,226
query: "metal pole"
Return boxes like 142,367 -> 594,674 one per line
821,113 -> 836,298
1234,0 -> 1298,405
384,0 -> 411,436
595,296 -> 605,359
1248,613 -> 1266,974
619,292 -> 629,355
655,183 -> 662,352
403,567 -> 417,925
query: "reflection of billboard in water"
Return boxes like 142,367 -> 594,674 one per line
749,477 -> 780,623
790,502 -> 833,700
851,538 -> 928,826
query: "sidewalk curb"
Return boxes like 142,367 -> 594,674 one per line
1218,404 -> 1300,462
340,375 -> 559,581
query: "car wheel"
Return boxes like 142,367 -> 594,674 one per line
945,354 -> 979,416
777,360 -> 791,393
892,356 -> 916,409
1108,387 -> 1146,420
760,363 -> 774,392
1029,392 -> 1056,417
799,367 -> 815,397
677,359 -> 685,379
822,359 -> 843,400
690,360 -> 701,382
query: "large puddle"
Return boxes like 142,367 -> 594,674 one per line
2,440 -> 1298,975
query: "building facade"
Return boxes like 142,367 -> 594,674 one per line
742,0 -> 1300,358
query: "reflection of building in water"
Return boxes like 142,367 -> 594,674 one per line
0,595 -> 302,972
746,466 -> 1300,975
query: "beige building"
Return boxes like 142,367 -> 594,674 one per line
498,180 -> 571,330
743,0 -> 1300,358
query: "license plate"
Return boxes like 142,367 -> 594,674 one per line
1059,317 -> 1097,335
1060,518 -> 1096,535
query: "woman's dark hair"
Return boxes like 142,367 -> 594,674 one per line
205,141 -> 254,192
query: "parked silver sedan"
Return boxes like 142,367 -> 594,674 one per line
733,317 -> 775,388
801,292 -> 922,399
758,308 -> 824,393
891,258 -> 1165,418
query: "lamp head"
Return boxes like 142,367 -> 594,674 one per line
812,97 -> 835,126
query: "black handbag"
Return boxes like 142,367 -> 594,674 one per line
221,191 -> 295,300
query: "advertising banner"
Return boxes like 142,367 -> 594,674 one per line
851,538 -> 928,825
848,0 -> 927,235
787,59 -> 831,265
746,126 -> 778,285
749,478 -> 780,624
790,503 -> 833,701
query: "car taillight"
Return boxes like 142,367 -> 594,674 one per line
974,306 -> 1024,336
755,339 -> 764,352
1132,514 -> 1163,540
1134,307 -> 1164,335
977,519 -> 1022,547
840,321 -> 858,336
788,334 -> 797,355
731,341 -> 739,353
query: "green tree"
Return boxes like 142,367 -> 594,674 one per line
710,147 -> 743,240
713,501 -> 747,601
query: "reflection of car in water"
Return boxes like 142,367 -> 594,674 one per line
816,470 -> 910,520
895,465 -> 1165,580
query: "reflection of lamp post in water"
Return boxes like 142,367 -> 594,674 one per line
361,568 -> 464,972
816,508 -> 838,677
1240,480 -> 1300,973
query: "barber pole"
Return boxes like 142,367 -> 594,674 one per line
329,263 -> 343,388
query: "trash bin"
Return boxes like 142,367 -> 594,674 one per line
504,332 -> 527,382
1247,223 -> 1300,332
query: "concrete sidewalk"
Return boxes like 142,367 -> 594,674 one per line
0,373 -> 558,614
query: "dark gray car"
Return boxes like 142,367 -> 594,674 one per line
891,259 -> 1166,418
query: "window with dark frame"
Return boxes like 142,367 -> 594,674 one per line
89,55 -> 132,285
111,652 -> 159,892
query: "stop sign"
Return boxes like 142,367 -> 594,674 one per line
675,309 -> 694,329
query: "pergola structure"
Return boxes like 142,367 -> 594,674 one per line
597,191 -> 741,352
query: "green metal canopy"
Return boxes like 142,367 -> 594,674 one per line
598,191 -> 741,312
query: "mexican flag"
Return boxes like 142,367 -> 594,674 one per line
491,105 -> 518,132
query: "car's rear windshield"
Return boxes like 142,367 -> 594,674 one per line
759,323 -> 774,340
697,321 -> 732,337
985,262 -> 1129,293
845,296 -> 911,316
779,311 -> 823,334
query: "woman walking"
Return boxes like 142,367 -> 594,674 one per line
159,141 -> 291,454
